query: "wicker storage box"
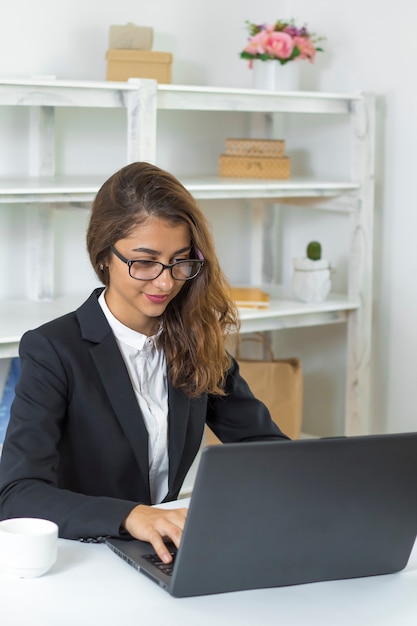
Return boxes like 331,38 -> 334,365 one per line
106,49 -> 172,83
225,138 -> 285,158
219,154 -> 290,179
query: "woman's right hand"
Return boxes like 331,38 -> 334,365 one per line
121,504 -> 188,563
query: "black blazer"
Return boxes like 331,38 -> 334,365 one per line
0,289 -> 287,540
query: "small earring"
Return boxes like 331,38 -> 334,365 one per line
99,264 -> 104,271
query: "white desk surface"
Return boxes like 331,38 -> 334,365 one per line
0,534 -> 416,626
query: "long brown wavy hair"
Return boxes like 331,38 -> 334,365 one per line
86,161 -> 240,397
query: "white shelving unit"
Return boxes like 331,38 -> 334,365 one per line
0,79 -> 375,436
155,85 -> 375,437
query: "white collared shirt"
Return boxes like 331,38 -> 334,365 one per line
98,291 -> 169,504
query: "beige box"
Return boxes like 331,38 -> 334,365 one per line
225,138 -> 285,158
109,23 -> 154,50
219,154 -> 290,179
106,49 -> 172,83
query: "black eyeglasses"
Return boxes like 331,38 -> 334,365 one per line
110,246 -> 205,281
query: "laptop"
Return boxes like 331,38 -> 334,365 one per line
106,432 -> 417,597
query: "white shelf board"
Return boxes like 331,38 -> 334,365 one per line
0,78 -> 153,107
0,176 -> 359,205
157,84 -> 362,114
0,293 -> 358,359
183,177 -> 360,201
0,78 -> 145,89
0,176 -> 102,204
0,295 -> 85,358
239,294 -> 358,333
0,79 -> 361,115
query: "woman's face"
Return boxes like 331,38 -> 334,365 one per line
105,216 -> 191,335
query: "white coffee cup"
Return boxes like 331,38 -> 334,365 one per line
0,517 -> 58,578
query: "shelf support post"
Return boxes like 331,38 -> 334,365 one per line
345,93 -> 376,435
29,105 -> 55,176
27,105 -> 55,300
126,79 -> 157,163
26,204 -> 55,301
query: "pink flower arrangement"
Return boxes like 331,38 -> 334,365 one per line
240,20 -> 324,66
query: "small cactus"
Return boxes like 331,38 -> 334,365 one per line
306,241 -> 322,261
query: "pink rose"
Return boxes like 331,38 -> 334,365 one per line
293,36 -> 316,62
264,31 -> 294,60
243,30 -> 269,56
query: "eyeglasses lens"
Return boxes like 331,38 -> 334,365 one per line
130,260 -> 203,281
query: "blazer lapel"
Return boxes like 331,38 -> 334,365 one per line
77,291 -> 151,500
167,381 -> 191,492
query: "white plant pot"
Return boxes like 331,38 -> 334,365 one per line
292,258 -> 332,303
252,59 -> 300,91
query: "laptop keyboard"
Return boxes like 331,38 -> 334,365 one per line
143,550 -> 177,576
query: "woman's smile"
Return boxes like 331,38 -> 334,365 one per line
144,292 -> 170,304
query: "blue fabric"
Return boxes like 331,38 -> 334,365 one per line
0,358 -> 20,444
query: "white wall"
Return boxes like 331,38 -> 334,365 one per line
1,0 -> 416,435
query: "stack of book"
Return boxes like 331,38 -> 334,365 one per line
230,287 -> 270,309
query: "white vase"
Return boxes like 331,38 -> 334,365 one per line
292,258 -> 332,303
252,59 -> 300,91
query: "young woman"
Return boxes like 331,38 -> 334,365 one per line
0,162 -> 288,563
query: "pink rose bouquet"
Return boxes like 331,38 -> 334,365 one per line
240,20 -> 324,66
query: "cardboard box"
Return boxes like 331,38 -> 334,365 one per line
219,154 -> 290,179
225,138 -> 285,158
106,49 -> 172,83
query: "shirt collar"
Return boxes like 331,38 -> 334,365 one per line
98,289 -> 160,351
